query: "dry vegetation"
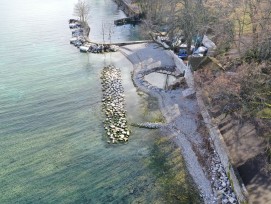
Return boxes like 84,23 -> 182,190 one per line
194,59 -> 271,171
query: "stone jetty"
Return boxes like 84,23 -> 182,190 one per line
101,65 -> 130,144
68,19 -> 119,53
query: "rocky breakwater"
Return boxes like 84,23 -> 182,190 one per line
101,65 -> 130,144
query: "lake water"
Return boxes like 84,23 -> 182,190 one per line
0,0 -> 200,203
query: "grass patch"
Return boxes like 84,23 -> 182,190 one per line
257,108 -> 271,119
231,7 -> 253,35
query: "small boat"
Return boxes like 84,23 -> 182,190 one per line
80,46 -> 90,52
69,19 -> 79,24
109,45 -> 119,52
70,37 -> 78,44
69,23 -> 81,29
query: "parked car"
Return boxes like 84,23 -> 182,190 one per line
193,46 -> 208,57
178,49 -> 188,59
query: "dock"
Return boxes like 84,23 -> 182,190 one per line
114,16 -> 141,26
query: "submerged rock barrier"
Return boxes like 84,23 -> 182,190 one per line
131,122 -> 164,129
101,65 -> 130,144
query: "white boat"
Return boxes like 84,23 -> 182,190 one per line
109,45 -> 119,52
79,46 -> 90,52
69,23 -> 81,29
70,37 -> 78,44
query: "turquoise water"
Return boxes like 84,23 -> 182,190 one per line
0,0 -> 200,203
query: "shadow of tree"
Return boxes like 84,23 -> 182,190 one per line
238,153 -> 271,203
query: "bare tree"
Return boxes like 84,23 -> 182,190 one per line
231,0 -> 271,60
100,22 -> 114,44
74,0 -> 90,22
137,0 -> 228,54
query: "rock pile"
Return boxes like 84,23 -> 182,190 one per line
69,19 -> 86,47
210,154 -> 238,204
101,65 -> 130,144
134,66 -> 182,95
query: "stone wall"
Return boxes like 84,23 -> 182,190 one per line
167,50 -> 195,97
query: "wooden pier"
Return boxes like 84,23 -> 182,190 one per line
85,39 -> 152,47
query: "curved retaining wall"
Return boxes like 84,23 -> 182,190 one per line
168,50 -> 248,203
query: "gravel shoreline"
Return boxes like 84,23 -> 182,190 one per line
120,43 -> 238,204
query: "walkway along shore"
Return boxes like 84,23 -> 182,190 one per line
119,43 -> 248,204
